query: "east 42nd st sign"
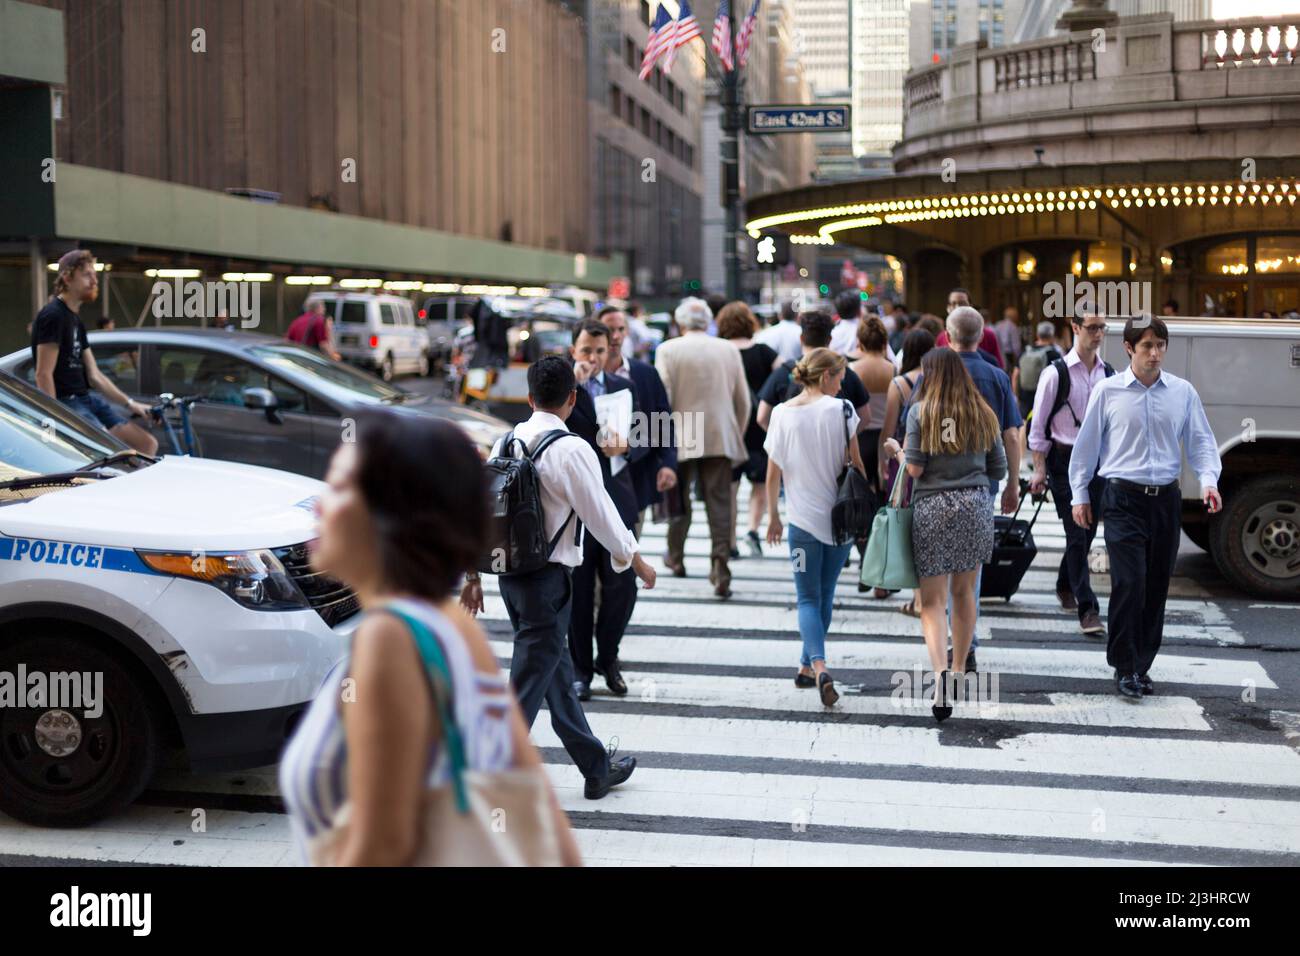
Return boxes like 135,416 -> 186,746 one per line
747,105 -> 852,134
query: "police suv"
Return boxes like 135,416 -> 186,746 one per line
0,372 -> 355,826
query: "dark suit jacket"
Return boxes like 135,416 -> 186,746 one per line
622,358 -> 678,512
570,373 -> 640,530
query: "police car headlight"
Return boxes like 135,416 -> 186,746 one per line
138,549 -> 311,611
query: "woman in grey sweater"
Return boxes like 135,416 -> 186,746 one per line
883,348 -> 1006,721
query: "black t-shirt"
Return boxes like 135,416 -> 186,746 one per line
32,297 -> 91,397
758,359 -> 870,410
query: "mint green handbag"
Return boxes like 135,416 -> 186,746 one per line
859,468 -> 918,590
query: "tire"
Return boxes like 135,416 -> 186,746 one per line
417,351 -> 431,377
0,633 -> 161,827
1182,521 -> 1210,552
1209,475 -> 1300,600
381,353 -> 395,382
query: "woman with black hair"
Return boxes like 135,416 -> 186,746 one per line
279,408 -> 581,865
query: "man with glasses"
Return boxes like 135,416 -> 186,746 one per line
1028,306 -> 1114,636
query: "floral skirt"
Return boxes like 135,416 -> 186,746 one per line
911,486 -> 994,578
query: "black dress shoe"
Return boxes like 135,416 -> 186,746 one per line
817,671 -> 839,707
1115,671 -> 1143,699
730,546 -> 741,559
573,679 -> 591,701
598,660 -> 628,696
1138,673 -> 1154,695
932,670 -> 953,723
794,671 -> 816,688
584,755 -> 636,799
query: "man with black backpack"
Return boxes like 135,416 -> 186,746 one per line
1028,306 -> 1114,636
459,355 -> 656,799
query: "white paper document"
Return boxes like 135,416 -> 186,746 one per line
593,389 -> 634,477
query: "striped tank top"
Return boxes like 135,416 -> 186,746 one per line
278,597 -> 515,861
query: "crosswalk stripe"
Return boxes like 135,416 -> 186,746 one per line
572,827 -> 1187,867
530,712 -> 1300,787
480,593 -> 1244,645
486,637 -> 1275,689
546,765 -> 1300,855
569,670 -> 1214,731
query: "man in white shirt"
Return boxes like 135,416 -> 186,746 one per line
828,289 -> 862,355
755,300 -> 804,364
460,356 -> 656,799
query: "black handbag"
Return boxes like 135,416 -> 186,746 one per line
831,400 -> 877,546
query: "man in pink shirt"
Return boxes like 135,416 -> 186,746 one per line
1028,306 -> 1115,636
936,288 -> 1004,368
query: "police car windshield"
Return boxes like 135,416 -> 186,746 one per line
0,375 -> 127,483
249,345 -> 406,404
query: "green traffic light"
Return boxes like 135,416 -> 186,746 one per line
819,284 -> 829,295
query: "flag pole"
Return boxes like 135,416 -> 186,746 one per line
721,2 -> 743,300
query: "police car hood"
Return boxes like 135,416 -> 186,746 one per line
1,456 -> 322,552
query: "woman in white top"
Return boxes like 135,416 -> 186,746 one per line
764,348 -> 869,707
279,408 -> 581,865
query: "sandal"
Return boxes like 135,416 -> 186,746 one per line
900,599 -> 922,619
817,671 -> 839,707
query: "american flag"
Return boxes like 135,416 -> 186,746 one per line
736,0 -> 761,68
639,3 -> 672,80
663,0 -> 702,73
711,0 -> 734,71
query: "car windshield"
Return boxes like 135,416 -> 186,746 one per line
0,374 -> 128,484
249,344 -> 406,403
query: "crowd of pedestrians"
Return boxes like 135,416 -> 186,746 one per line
282,288 -> 1217,864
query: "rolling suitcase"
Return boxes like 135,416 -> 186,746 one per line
981,480 -> 1046,601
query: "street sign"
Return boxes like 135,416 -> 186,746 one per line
747,104 -> 851,135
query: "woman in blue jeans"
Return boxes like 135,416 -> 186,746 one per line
764,348 -> 868,706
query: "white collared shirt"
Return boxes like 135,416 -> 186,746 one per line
756,319 -> 804,364
491,411 -> 639,571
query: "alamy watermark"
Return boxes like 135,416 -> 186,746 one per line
1042,274 -> 1151,321
0,665 -> 103,719
151,277 -> 260,328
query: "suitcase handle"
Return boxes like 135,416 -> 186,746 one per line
995,478 -> 1047,548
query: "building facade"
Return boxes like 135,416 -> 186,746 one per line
587,0 -> 705,300
851,0 -> 909,163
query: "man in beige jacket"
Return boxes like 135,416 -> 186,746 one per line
654,297 -> 752,598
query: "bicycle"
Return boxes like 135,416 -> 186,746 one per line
146,393 -> 203,456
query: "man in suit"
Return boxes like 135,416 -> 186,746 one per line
568,321 -> 641,699
654,297 -> 752,598
598,306 -> 679,534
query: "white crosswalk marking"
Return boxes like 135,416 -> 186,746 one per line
0,487 -> 1293,867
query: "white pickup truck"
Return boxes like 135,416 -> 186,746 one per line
1101,316 -> 1300,599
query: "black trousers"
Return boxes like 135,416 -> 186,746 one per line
568,536 -> 637,684
1101,481 -> 1182,677
498,563 -> 609,780
1047,444 -> 1105,619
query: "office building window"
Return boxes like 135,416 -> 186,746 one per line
610,85 -> 621,115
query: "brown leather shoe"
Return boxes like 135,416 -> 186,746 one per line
1056,586 -> 1078,611
714,583 -> 733,600
1080,610 -> 1106,636
663,552 -> 686,577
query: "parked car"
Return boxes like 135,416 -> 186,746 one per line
0,329 -> 511,478
418,295 -> 478,369
1102,315 -> 1300,599
0,370 -> 355,825
307,290 -> 429,381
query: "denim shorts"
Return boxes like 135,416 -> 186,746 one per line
61,392 -> 127,430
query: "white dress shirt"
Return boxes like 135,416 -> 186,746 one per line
491,411 -> 639,571
829,318 -> 860,356
755,319 -> 803,364
1068,368 -> 1221,505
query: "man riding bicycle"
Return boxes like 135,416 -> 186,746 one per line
33,250 -> 159,456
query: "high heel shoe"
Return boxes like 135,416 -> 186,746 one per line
931,669 -> 953,723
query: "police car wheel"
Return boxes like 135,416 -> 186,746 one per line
1210,476 -> 1300,600
0,635 -> 161,827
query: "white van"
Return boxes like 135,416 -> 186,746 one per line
308,291 -> 429,381
0,372 -> 355,826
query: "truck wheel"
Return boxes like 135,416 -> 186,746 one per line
381,353 -> 395,382
417,351 -> 431,377
1209,476 -> 1300,599
0,634 -> 161,827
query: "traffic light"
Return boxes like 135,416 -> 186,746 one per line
753,233 -> 790,271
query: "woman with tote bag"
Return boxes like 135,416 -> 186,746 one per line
764,348 -> 869,708
882,349 -> 1006,723
279,409 -> 581,866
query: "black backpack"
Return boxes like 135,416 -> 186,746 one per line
1044,357 -> 1115,443
479,430 -> 583,575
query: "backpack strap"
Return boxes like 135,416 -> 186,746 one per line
840,398 -> 854,466
1044,358 -> 1073,444
526,429 -> 584,555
